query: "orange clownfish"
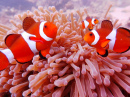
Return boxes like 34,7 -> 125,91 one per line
84,20 -> 130,57
0,17 -> 57,70
82,17 -> 99,30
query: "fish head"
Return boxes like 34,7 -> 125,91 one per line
84,30 -> 100,46
39,21 -> 57,41
93,18 -> 99,24
84,31 -> 95,45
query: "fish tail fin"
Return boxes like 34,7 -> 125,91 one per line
0,51 -> 10,71
117,27 -> 130,46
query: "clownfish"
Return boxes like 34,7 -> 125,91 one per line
82,17 -> 99,30
84,20 -> 130,57
0,17 -> 57,70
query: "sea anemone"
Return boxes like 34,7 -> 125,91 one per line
0,6 -> 130,97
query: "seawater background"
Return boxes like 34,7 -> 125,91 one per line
0,0 -> 130,28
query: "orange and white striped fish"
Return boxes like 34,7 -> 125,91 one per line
82,16 -> 99,30
0,17 -> 57,70
84,20 -> 130,57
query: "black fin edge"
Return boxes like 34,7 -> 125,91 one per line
118,47 -> 130,53
97,50 -> 108,57
88,28 -> 93,31
39,51 -> 47,59
15,59 -> 32,64
4,34 -> 20,46
118,27 -> 130,33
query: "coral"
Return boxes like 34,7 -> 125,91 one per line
0,6 -> 130,97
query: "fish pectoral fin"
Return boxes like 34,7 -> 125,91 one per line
39,48 -> 50,59
5,34 -> 21,48
88,26 -> 93,31
97,48 -> 108,57
29,36 -> 39,41
29,36 -> 44,43
101,39 -> 110,48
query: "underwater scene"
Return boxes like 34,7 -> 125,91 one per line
0,0 -> 130,97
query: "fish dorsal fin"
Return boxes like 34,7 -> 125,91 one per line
117,27 -> 130,36
101,20 -> 113,31
5,34 -> 21,48
23,17 -> 36,31
86,16 -> 91,20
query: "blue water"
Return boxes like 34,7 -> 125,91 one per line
0,0 -> 130,28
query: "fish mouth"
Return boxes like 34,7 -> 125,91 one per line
84,35 -> 87,42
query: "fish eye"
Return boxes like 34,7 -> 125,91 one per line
89,33 -> 93,36
44,25 -> 47,28
94,19 -> 97,21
